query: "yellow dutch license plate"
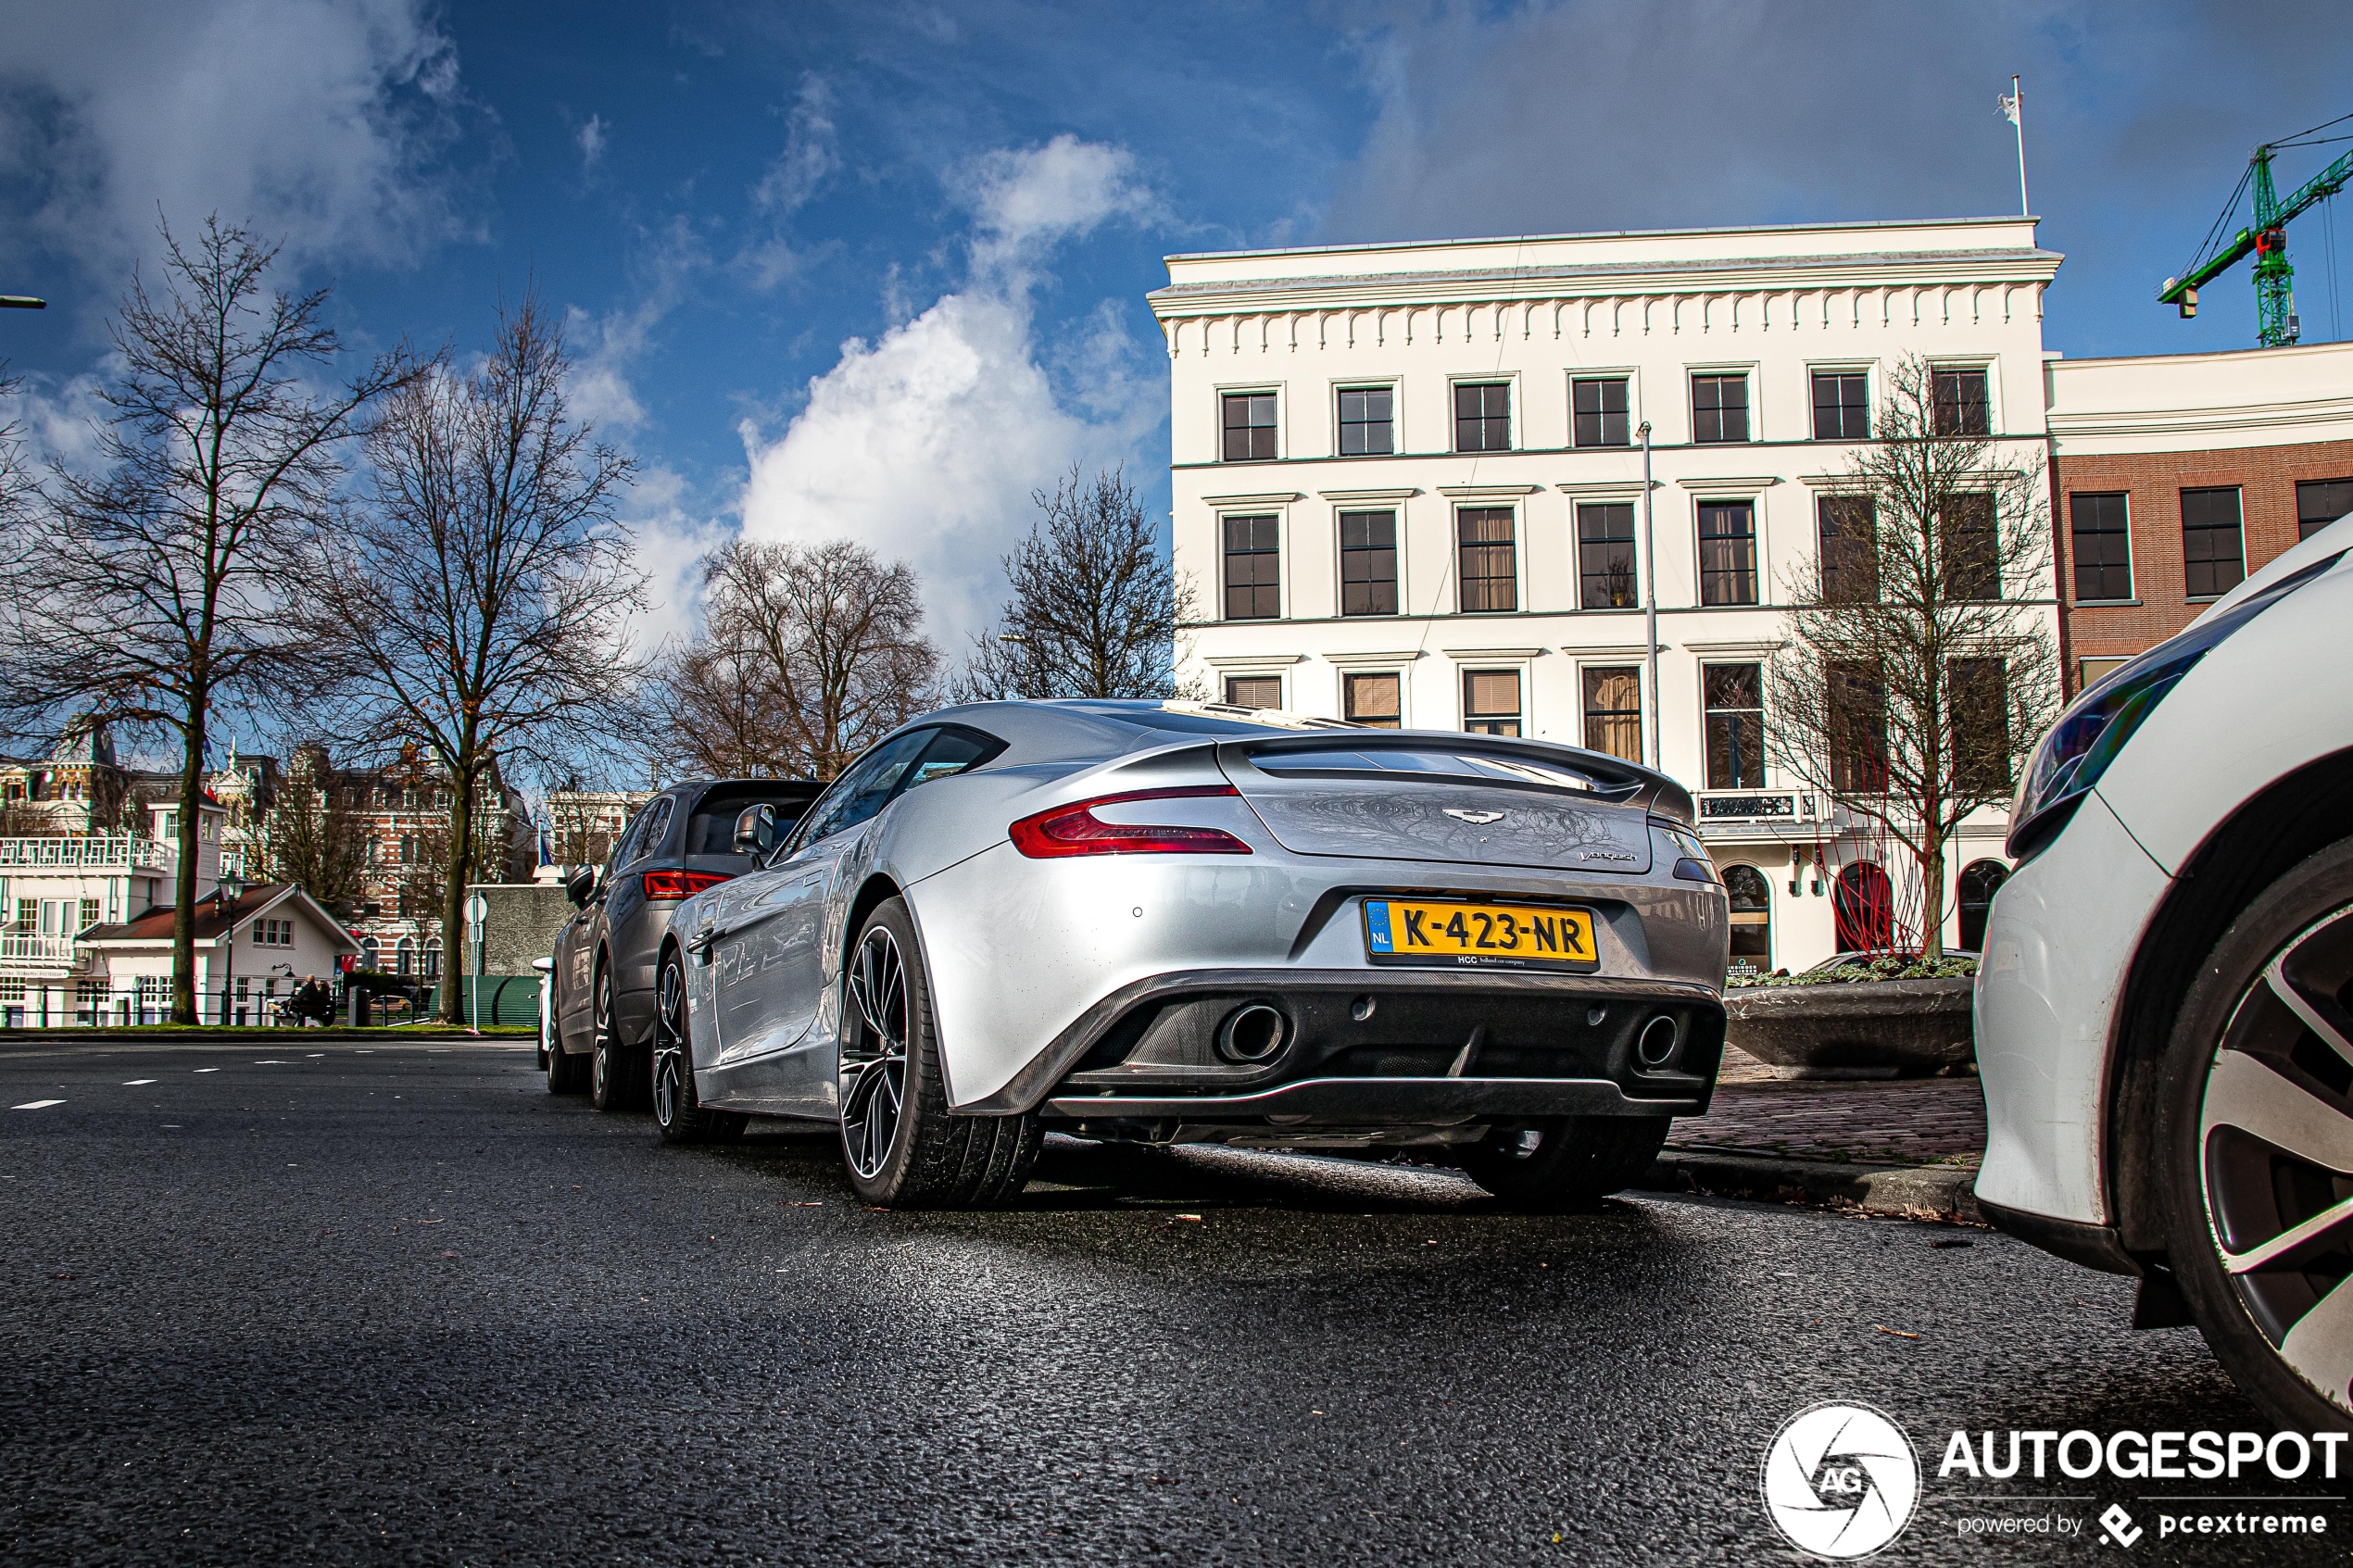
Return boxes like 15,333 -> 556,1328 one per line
1362,898 -> 1599,969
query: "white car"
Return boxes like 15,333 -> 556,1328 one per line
1977,515 -> 2353,1429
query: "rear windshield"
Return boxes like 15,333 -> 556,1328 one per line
686,788 -> 816,858
1250,746 -> 1607,792
1059,699 -> 1357,737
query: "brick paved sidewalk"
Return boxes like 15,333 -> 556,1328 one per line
1668,1046 -> 1988,1168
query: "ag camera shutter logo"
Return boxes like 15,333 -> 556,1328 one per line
1761,1401 -> 1921,1560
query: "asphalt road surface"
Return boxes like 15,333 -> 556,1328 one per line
1,1040 -> 2335,1566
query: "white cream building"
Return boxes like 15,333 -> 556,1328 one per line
1150,217 -> 2063,972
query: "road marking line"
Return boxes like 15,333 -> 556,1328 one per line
254,1060 -> 288,1064
12,1099 -> 65,1110
192,1068 -> 219,1073
122,1079 -> 157,1085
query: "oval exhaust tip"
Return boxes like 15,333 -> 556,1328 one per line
1217,1003 -> 1287,1063
1634,1014 -> 1680,1070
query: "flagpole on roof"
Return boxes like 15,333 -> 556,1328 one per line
1999,75 -> 2028,218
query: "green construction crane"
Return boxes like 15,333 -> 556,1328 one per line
2160,127 -> 2353,346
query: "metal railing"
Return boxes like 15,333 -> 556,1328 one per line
0,974 -> 546,1029
0,834 -> 174,872
0,932 -> 82,968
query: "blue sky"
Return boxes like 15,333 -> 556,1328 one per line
5,0 -> 2353,669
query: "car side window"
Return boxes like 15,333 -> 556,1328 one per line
601,809 -> 646,889
793,729 -> 937,848
625,797 -> 674,865
903,727 -> 1000,790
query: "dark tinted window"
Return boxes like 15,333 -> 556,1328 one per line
1692,375 -> 1748,443
1577,503 -> 1637,608
1222,393 -> 1277,461
1812,371 -> 1869,440
686,788 -> 814,858
1573,377 -> 1629,447
624,797 -> 674,864
2070,492 -> 2133,602
1224,676 -> 1281,709
1337,388 -> 1393,455
1943,494 -> 2000,601
1223,514 -> 1279,620
1340,510 -> 1397,615
2296,478 -> 2353,541
1454,383 -> 1511,452
1818,495 -> 1878,603
2182,486 -> 2245,598
795,730 -> 936,847
1704,663 -> 1764,788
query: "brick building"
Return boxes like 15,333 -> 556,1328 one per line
2046,339 -> 2353,693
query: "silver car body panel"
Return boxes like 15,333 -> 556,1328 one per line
673,702 -> 1728,1124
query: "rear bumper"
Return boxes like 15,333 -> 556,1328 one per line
1046,1074 -> 1694,1121
968,964 -> 1722,1117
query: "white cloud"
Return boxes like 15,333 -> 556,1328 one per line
563,218 -> 711,434
0,0 -> 476,275
615,463 -> 732,660
575,113 -> 608,170
736,136 -> 1162,650
738,74 -> 840,293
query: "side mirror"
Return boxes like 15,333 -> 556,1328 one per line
734,803 -> 778,862
563,864 -> 598,908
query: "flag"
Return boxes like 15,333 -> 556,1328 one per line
1998,91 -> 2020,126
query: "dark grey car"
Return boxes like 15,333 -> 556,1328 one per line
546,777 -> 821,1110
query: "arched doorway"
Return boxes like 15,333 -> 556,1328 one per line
1957,859 -> 2010,953
1725,864 -> 1771,974
1834,860 -> 1894,952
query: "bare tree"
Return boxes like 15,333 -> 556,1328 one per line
305,296 -> 643,1022
258,745 -> 369,917
4,217 -> 413,1022
662,538 -> 937,782
1765,355 -> 2061,960
953,465 -> 1198,703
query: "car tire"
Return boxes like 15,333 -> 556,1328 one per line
651,947 -> 747,1146
590,964 -> 645,1112
837,897 -> 1040,1210
2160,834 -> 2353,1433
545,1001 -> 587,1094
1457,1116 -> 1667,1209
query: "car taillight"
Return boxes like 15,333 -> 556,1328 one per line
643,869 -> 731,901
1008,785 -> 1253,859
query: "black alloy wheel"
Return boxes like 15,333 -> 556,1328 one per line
652,948 -> 746,1145
544,985 -> 586,1094
836,897 -> 1039,1209
589,964 -> 643,1112
1457,1115 -> 1667,1210
2165,836 -> 2353,1432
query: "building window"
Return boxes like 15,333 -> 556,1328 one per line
1817,495 -> 1878,603
2181,486 -> 2246,598
1453,383 -> 1511,452
13,897 -> 32,932
1725,863 -> 1771,970
1462,670 -> 1522,735
1957,859 -> 2009,953
1951,658 -> 2013,796
1580,667 -> 1642,762
78,898 -> 98,932
1943,494 -> 2000,600
1343,672 -> 1401,728
1931,368 -> 1991,435
2070,492 -> 2133,602
1456,508 -> 1517,612
1691,374 -> 1749,444
1697,502 -> 1758,606
1834,861 -> 1894,951
396,937 -> 415,976
1223,676 -> 1282,709
2296,478 -> 2353,542
1221,392 -> 1277,461
1572,377 -> 1629,447
1222,515 -> 1280,620
1703,663 -> 1765,789
1339,511 -> 1398,616
1827,662 -> 1888,795
1337,387 -> 1393,456
1576,503 -> 1638,609
1811,371 -> 1869,441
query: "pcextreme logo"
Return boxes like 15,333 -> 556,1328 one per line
1761,1401 -> 1922,1561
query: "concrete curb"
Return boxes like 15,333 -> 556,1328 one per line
1641,1148 -> 1983,1224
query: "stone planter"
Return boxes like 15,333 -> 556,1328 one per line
1723,976 -> 1974,1079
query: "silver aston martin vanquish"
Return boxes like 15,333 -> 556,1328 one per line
649,699 -> 1730,1209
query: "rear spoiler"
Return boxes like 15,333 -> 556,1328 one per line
1213,730 -> 1696,825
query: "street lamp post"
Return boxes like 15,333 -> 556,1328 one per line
214,868 -> 245,1027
